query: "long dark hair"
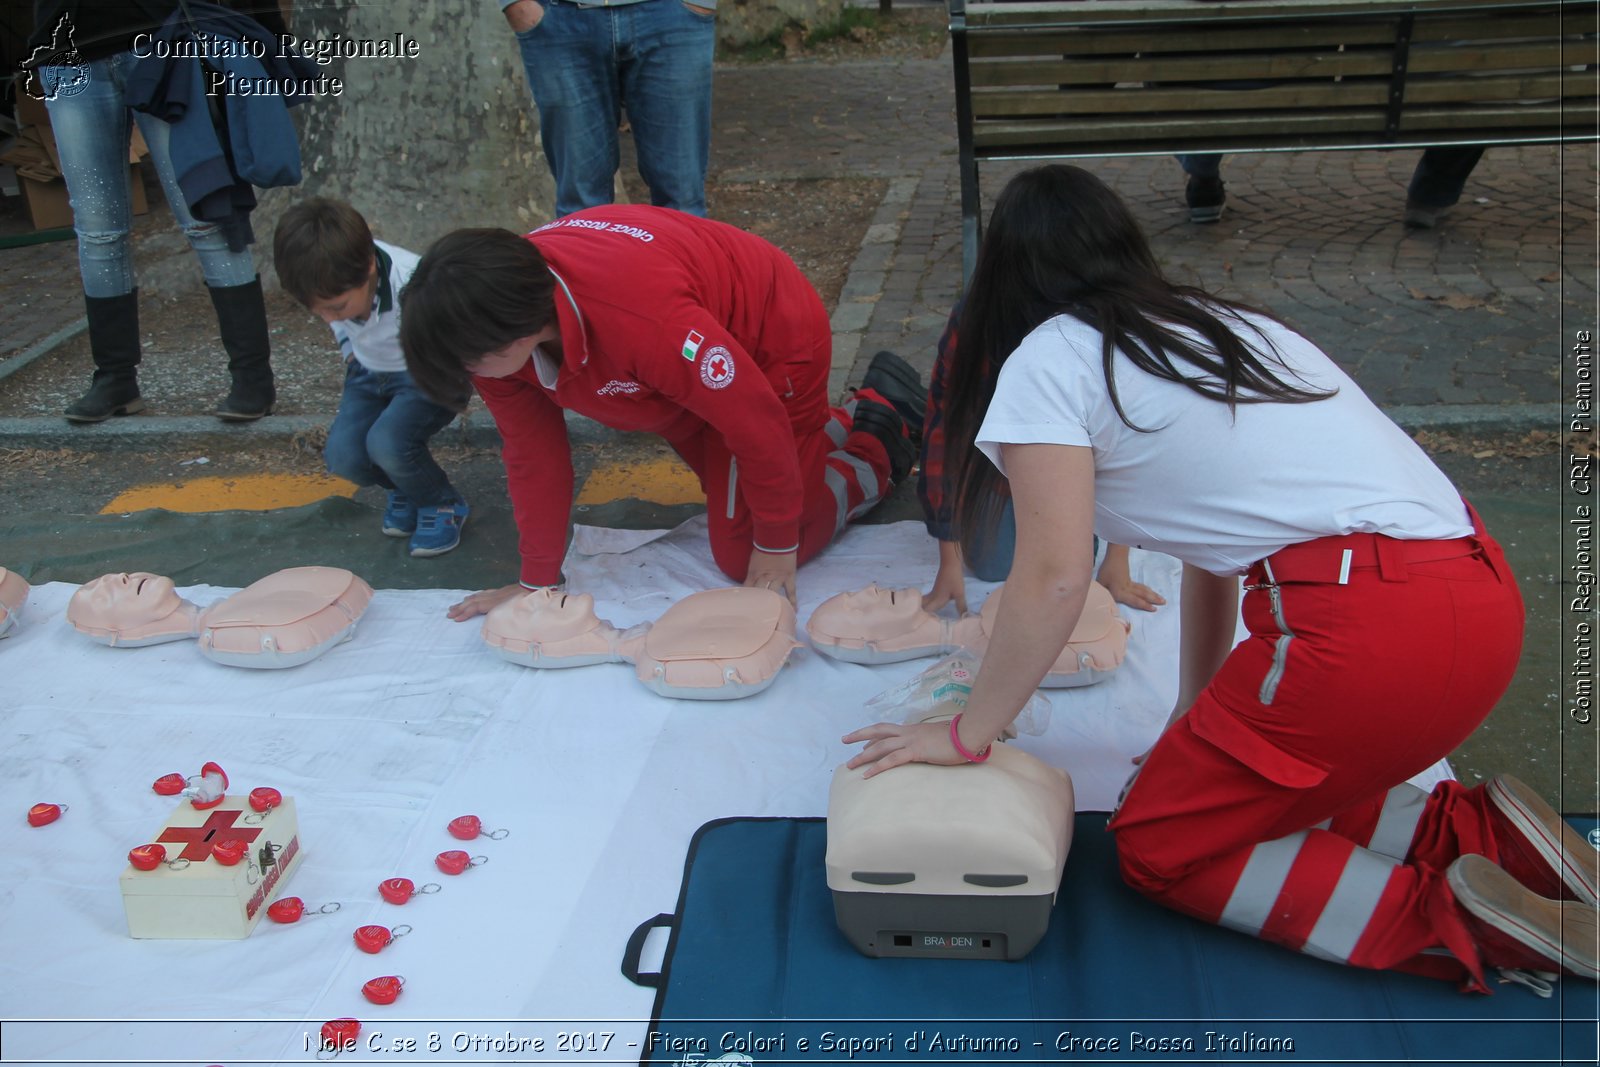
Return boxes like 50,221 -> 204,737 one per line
945,165 -> 1334,554
399,228 -> 556,407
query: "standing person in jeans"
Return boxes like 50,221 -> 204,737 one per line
24,0 -> 281,423
500,0 -> 716,218
273,199 -> 472,558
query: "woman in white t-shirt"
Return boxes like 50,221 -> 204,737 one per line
845,165 -> 1594,992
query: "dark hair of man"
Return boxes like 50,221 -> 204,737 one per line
944,164 -> 1335,555
272,198 -> 375,306
398,228 -> 557,407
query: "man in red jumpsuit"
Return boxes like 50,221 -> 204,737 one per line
398,206 -> 922,618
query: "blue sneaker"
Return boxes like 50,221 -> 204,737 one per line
409,498 -> 469,557
382,491 -> 416,537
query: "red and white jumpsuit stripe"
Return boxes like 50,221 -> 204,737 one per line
1108,506 -> 1525,990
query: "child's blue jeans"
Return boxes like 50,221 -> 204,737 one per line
324,362 -> 460,507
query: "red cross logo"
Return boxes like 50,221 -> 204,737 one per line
157,809 -> 263,862
699,346 -> 735,390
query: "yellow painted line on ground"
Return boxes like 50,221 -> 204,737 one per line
575,456 -> 702,506
101,473 -> 359,515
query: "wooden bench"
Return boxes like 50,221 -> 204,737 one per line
950,0 -> 1599,277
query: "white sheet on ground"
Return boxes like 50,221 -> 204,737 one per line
0,518 -> 1449,1065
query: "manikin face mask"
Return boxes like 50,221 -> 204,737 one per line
481,586 -> 800,700
68,567 -> 374,669
67,572 -> 198,647
806,580 -> 1131,687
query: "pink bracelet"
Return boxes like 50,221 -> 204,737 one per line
949,713 -> 991,763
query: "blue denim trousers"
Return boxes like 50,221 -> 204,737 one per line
41,52 -> 258,298
515,0 -> 714,217
324,362 -> 460,506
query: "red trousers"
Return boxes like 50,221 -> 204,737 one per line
672,398 -> 891,583
1109,510 -> 1525,990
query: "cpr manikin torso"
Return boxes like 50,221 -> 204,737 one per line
68,566 -> 373,668
482,586 -> 799,700
806,580 -> 1130,686
826,738 -> 1076,961
0,567 -> 31,639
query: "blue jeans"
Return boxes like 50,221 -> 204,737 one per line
325,362 -> 460,506
1178,154 -> 1222,180
964,498 -> 1100,584
41,52 -> 258,298
515,0 -> 714,217
965,498 -> 1017,583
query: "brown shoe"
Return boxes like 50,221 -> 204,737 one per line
1487,775 -> 1599,905
1448,854 -> 1599,981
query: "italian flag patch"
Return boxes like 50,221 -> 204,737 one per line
682,330 -> 705,361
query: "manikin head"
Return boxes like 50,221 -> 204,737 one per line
68,572 -> 200,646
0,567 -> 28,638
482,587 -> 624,663
807,584 -> 929,641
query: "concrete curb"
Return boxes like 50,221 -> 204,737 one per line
0,402 -> 1566,452
828,175 -> 922,399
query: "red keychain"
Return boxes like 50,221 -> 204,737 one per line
244,787 -> 283,823
447,814 -> 509,841
361,975 -> 405,1005
353,923 -> 412,954
434,850 -> 488,876
26,802 -> 65,827
190,761 -> 229,810
378,877 -> 441,905
152,773 -> 186,796
211,839 -> 248,866
127,843 -> 189,872
319,1018 -> 361,1057
267,897 -> 343,924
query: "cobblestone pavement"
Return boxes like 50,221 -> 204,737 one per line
3,48 -> 1594,430
708,56 -> 1594,410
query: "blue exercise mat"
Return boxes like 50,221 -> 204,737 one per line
624,815 -> 1599,1065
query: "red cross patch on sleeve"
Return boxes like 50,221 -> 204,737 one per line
699,346 -> 736,389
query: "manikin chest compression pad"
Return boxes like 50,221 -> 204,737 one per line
624,815 -> 1600,1065
481,586 -> 799,700
67,567 -> 373,668
806,580 -> 1130,686
0,567 -> 29,639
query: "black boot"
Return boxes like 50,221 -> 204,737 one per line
64,291 -> 146,423
209,277 -> 276,421
859,349 -> 927,446
851,395 -> 916,486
